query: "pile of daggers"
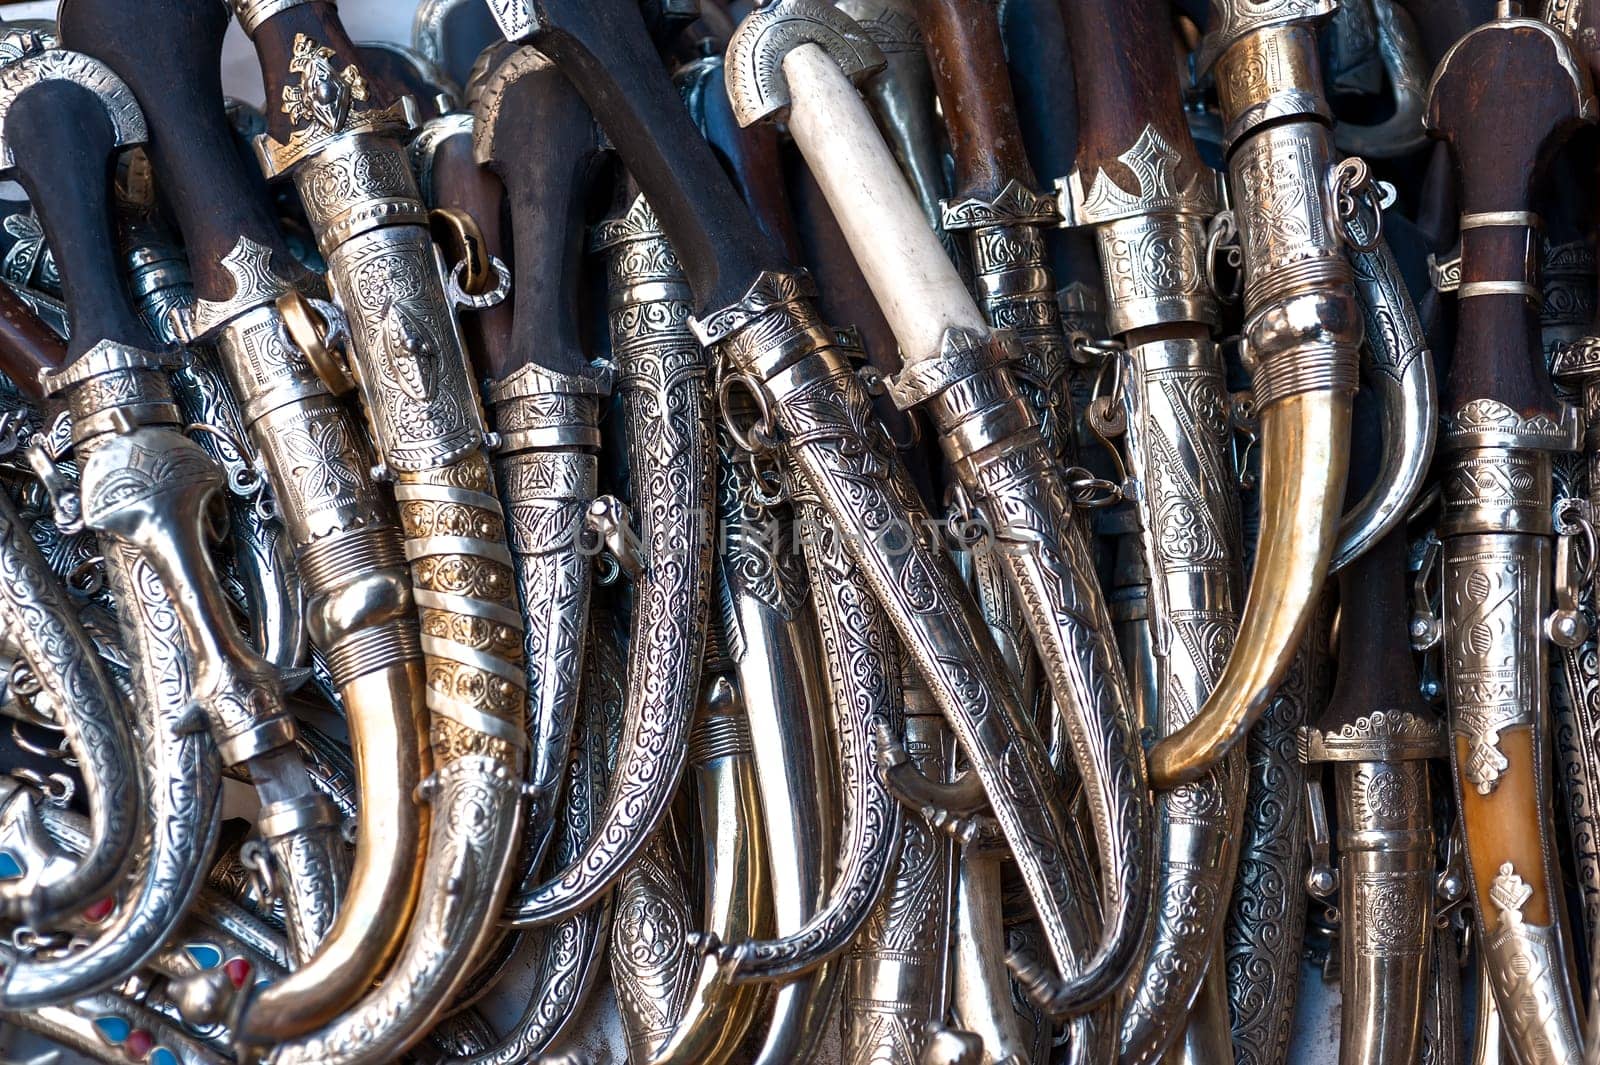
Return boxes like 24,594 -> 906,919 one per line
1,0 -> 1598,1061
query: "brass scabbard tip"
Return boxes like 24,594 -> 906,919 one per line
1148,392 -> 1350,788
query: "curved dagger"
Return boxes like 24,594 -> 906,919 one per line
61,0 -> 434,1042
1301,528 -> 1443,1065
472,43 -> 610,888
724,0 -> 1152,1016
502,179 -> 714,928
664,54 -> 846,1065
1333,192 -> 1439,573
1332,0 -> 1430,159
487,0 -> 1107,1015
1424,12 -> 1592,1064
0,51 -> 227,1010
678,50 -> 892,997
0,466 -> 137,926
1145,0 -> 1364,787
4,48 -> 344,975
1052,0 -> 1246,1054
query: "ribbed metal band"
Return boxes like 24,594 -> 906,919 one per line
420,633 -> 528,688
298,526 -> 408,597
689,708 -> 753,764
404,535 -> 515,569
1458,281 -> 1543,302
325,620 -> 421,682
428,691 -> 529,750
257,791 -> 341,841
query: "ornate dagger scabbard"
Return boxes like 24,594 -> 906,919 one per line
62,0 -> 435,1042
648,634 -> 769,1065
440,608 -> 623,1065
503,184 -> 712,927
1146,0 -> 1366,787
842,661 -> 957,1065
1051,0 -> 1249,1055
472,43 -> 610,883
1423,12 -> 1593,1063
1301,529 -> 1444,1065
4,45 -> 344,973
489,0 -> 1114,1014
678,52 -> 895,1013
724,0 -> 1152,1016
612,810 -> 700,1063
0,471 -> 136,927
1331,0 -> 1430,159
0,52 -> 228,1011
120,197 -> 305,679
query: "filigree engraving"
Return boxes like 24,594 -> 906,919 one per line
724,0 -> 886,125
1066,125 -> 1219,226
1444,545 -> 1538,793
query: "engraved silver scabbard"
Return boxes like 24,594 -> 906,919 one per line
1149,0 -> 1364,786
694,271 -> 1110,1012
1302,711 -> 1443,1065
227,6 -> 528,1057
441,608 -> 622,1065
0,483 -> 137,926
0,342 -> 225,1011
486,361 -> 608,876
697,414 -> 898,993
840,663 -> 957,1065
504,191 -> 712,927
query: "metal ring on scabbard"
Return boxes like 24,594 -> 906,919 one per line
1147,14 -> 1363,789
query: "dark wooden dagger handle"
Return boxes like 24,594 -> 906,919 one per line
246,2 -> 400,146
6,80 -> 148,360
685,59 -> 803,265
1322,527 -> 1434,733
0,283 -> 65,398
524,0 -> 786,313
914,0 -> 1037,199
480,48 -> 605,380
431,128 -> 516,380
1057,0 -> 1208,193
60,0 -> 312,305
1425,21 -> 1587,417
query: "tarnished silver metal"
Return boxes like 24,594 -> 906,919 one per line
1,342 -> 223,1010
0,981 -> 230,1065
0,485 -> 136,926
694,268 -> 1115,1013
839,663 -> 956,1065
505,193 -> 711,926
1115,333 -> 1247,1064
487,361 -> 609,875
1335,195 -> 1437,573
1331,0 -> 1428,158
1301,710 -> 1445,1064
441,609 -> 622,1065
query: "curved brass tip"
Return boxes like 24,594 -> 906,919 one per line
1148,391 -> 1351,788
209,662 -> 430,1044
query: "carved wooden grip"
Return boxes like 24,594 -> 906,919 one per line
5,79 -> 147,359
60,0 -> 309,305
915,0 -> 1037,197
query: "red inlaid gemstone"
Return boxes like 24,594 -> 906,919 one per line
224,958 -> 252,988
84,896 -> 115,922
124,1029 -> 153,1059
